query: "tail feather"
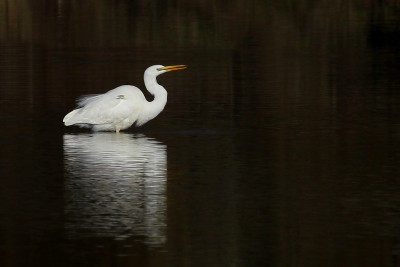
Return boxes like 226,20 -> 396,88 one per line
63,109 -> 80,126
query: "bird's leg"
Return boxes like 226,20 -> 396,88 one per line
115,126 -> 121,133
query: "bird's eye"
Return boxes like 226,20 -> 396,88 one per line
156,68 -> 162,71
116,95 -> 125,99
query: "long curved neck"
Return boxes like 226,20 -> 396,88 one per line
137,72 -> 168,126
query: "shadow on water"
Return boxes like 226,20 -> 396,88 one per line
63,133 -> 167,246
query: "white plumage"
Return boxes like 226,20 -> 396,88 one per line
63,65 -> 186,132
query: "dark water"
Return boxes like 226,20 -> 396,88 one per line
1,1 -> 400,266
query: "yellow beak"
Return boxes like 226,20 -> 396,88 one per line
159,65 -> 187,71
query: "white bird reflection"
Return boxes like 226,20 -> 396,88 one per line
63,133 -> 167,246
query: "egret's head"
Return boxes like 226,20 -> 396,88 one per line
146,65 -> 187,76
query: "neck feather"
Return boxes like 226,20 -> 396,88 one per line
136,73 -> 168,126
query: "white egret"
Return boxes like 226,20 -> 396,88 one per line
63,65 -> 186,132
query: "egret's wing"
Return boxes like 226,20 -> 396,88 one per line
64,93 -> 136,126
76,94 -> 102,107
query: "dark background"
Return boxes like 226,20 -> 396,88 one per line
1,1 -> 400,266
